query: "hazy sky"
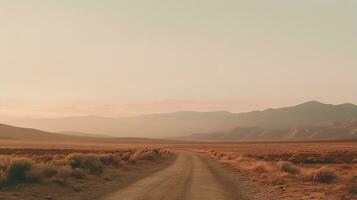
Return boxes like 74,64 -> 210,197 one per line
1,0 -> 356,117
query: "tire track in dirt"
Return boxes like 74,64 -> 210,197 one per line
101,153 -> 247,200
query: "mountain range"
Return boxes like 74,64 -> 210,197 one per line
2,101 -> 357,139
179,118 -> 357,141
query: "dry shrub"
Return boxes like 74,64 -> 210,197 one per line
303,167 -> 337,183
288,153 -> 315,164
25,167 -> 42,182
222,154 -> 274,174
211,151 -> 229,160
56,165 -> 86,180
130,148 -> 163,162
100,154 -> 120,166
67,154 -> 103,174
138,151 -> 157,161
121,151 -> 132,161
40,163 -> 57,177
234,156 -> 251,163
209,150 -> 218,157
0,148 -> 171,187
129,149 -> 144,161
250,161 -> 270,173
278,161 -> 300,174
6,158 -> 35,183
158,149 -> 171,158
57,166 -> 73,180
348,176 -> 357,195
216,152 -> 226,159
67,154 -> 83,168
0,156 -> 10,182
0,156 -> 10,171
6,158 -> 41,184
0,170 -> 6,182
71,168 -> 86,179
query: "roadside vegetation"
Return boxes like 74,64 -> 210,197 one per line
0,148 -> 173,199
198,146 -> 357,199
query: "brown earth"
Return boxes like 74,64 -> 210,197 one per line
175,142 -> 357,200
101,152 -> 277,200
0,141 -> 356,200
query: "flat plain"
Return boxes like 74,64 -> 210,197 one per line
171,141 -> 357,199
0,140 -> 356,200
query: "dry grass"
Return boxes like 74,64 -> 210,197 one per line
349,176 -> 357,195
302,167 -> 337,183
0,148 -> 171,187
190,142 -> 357,199
277,161 -> 300,174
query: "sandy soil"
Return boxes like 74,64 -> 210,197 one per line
101,152 -> 278,200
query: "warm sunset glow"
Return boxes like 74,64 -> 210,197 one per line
0,2 -> 356,199
1,0 -> 356,118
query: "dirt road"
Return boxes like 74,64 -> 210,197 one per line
101,153 -> 249,200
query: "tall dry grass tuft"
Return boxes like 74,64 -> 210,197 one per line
25,167 -> 42,182
277,161 -> 300,174
40,163 -> 57,178
302,167 -> 337,183
67,154 -> 103,175
99,154 -> 121,166
5,158 -> 41,184
0,156 -> 10,182
248,161 -> 272,173
129,148 -> 164,162
56,166 -> 73,181
71,168 -> 86,179
348,176 -> 357,195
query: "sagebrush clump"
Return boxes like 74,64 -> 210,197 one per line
7,158 -> 37,184
67,154 -> 103,174
0,148 -> 170,186
309,167 -> 337,183
278,161 -> 300,174
349,176 -> 357,194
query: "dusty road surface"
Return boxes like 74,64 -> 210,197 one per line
101,153 -> 250,200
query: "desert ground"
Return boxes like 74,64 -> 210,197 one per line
0,140 -> 356,200
171,141 -> 357,199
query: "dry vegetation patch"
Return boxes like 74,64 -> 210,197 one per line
0,148 -> 173,199
349,176 -> 357,195
192,142 -> 357,199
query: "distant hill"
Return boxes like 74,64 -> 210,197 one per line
180,118 -> 357,141
56,131 -> 113,138
234,101 -> 357,129
3,112 -> 238,138
0,123 -> 171,143
3,101 -> 357,138
0,123 -> 77,141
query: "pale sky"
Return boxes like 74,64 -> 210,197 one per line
1,0 -> 356,117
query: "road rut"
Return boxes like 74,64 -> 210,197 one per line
101,153 -> 246,200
